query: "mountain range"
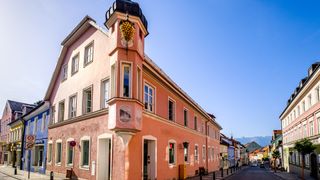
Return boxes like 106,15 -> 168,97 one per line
236,136 -> 272,147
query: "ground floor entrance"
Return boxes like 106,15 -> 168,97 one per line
97,134 -> 112,180
142,137 -> 156,180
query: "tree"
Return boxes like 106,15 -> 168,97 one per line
272,150 -> 281,172
294,139 -> 316,180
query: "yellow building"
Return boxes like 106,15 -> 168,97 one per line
8,117 -> 23,168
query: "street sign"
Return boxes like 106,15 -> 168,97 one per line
25,135 -> 35,150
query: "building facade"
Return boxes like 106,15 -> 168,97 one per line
0,100 -> 34,165
270,130 -> 282,167
44,1 -> 222,180
280,62 -> 320,179
22,101 -> 50,174
220,133 -> 231,169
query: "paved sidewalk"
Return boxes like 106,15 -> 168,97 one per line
269,169 -> 314,180
0,165 -> 66,180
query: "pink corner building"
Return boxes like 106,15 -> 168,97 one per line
44,1 -> 222,179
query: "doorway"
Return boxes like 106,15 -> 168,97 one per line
97,136 -> 112,180
143,138 -> 156,180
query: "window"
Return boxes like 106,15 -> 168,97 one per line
316,87 -> 320,102
137,67 -> 142,101
111,65 -> 116,97
58,101 -> 65,122
184,146 -> 188,163
33,117 -> 38,134
48,143 -> 52,163
101,79 -> 110,108
168,142 -> 176,165
51,106 -> 55,124
84,42 -> 94,65
56,141 -> 62,165
122,63 -> 131,97
83,87 -> 92,114
62,64 -> 68,81
297,106 -> 300,116
71,54 -> 79,75
308,95 -> 312,108
41,113 -> 46,132
303,124 -> 307,137
211,147 -> 214,161
318,117 -> 320,134
310,121 -> 314,136
144,84 -> 154,112
194,116 -> 198,130
201,121 -> 205,134
66,140 -> 74,166
69,95 -> 77,118
81,139 -> 90,167
184,109 -> 188,127
168,99 -> 175,121
302,101 -> 306,112
194,145 -> 199,162
202,145 -> 206,160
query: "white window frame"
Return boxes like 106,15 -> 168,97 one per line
144,82 -> 155,113
80,136 -> 90,170
101,78 -> 110,109
202,145 -> 206,161
84,41 -> 94,66
183,108 -> 188,127
168,97 -> 176,121
310,120 -> 314,136
168,139 -> 177,166
120,62 -> 132,98
71,53 -> 79,75
51,105 -> 55,124
194,144 -> 199,163
55,140 -> 62,166
308,94 -> 312,108
66,138 -> 75,167
62,64 -> 68,81
58,100 -> 65,122
69,94 -> 77,118
83,85 -> 93,114
184,144 -> 189,163
47,141 -> 53,164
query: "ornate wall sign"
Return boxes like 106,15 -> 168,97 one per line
120,106 -> 132,123
120,19 -> 135,48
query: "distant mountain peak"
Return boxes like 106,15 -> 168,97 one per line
236,136 -> 271,147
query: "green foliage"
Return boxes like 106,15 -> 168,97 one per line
294,138 -> 316,155
272,150 -> 280,159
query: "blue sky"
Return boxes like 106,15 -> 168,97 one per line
1,0 -> 320,137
